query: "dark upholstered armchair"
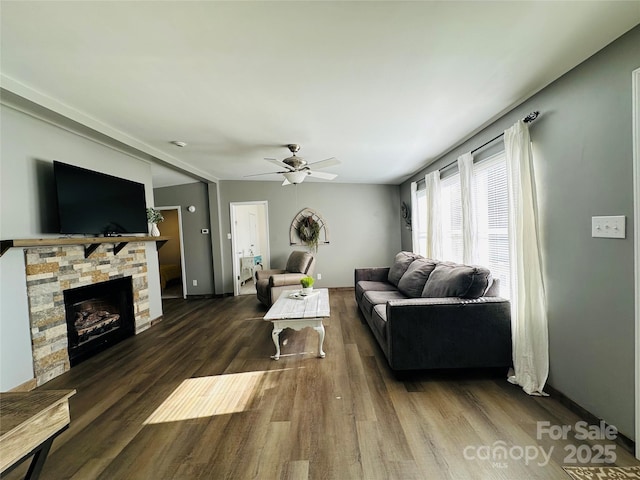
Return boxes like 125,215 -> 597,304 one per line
255,251 -> 316,307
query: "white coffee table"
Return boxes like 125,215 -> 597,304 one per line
263,288 -> 330,360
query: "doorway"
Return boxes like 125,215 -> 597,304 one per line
157,206 -> 187,299
230,201 -> 270,296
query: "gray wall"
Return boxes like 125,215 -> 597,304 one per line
0,101 -> 164,390
154,183 -> 215,296
400,26 -> 640,439
218,181 -> 402,293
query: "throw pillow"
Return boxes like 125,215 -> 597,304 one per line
422,262 -> 492,299
397,258 -> 438,297
387,251 -> 421,286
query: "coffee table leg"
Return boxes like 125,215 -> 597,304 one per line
271,326 -> 282,360
314,323 -> 326,358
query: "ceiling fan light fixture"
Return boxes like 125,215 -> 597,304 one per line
283,171 -> 307,184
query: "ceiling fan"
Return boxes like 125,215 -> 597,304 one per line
246,144 -> 340,185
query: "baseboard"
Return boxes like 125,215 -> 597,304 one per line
8,377 -> 37,392
545,384 -> 635,454
150,315 -> 163,327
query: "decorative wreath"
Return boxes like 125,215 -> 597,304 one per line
401,201 -> 411,230
298,216 -> 321,251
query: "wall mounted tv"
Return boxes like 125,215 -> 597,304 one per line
53,161 -> 148,236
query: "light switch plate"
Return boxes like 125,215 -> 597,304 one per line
592,216 -> 626,238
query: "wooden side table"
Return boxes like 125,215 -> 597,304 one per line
0,389 -> 76,480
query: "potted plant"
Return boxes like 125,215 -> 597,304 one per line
146,208 -> 164,236
300,275 -> 315,296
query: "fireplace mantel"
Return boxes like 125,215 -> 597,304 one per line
0,236 -> 170,258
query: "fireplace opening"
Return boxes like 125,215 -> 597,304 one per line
64,276 -> 135,366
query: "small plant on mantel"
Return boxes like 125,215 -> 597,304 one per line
146,208 -> 164,237
146,208 -> 164,224
300,276 -> 315,295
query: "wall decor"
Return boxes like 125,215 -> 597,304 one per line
401,201 -> 412,230
290,208 -> 329,251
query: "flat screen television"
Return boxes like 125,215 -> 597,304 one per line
53,161 -> 148,236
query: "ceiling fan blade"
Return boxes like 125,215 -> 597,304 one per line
307,170 -> 337,180
243,170 -> 287,178
266,158 -> 294,171
306,157 -> 340,170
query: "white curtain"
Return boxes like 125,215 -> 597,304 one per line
504,120 -> 549,396
410,181 -> 420,253
425,171 -> 442,259
458,152 -> 478,265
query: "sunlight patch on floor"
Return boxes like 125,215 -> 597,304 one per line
144,370 -> 281,424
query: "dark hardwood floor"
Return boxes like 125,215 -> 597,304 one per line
6,289 -> 639,479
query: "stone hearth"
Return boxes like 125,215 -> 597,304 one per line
24,243 -> 150,385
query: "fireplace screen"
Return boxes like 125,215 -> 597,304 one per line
64,276 -> 135,366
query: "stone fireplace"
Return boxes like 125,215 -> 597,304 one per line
24,243 -> 151,385
63,276 -> 136,366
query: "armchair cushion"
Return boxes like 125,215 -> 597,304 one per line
285,251 -> 314,274
255,269 -> 284,281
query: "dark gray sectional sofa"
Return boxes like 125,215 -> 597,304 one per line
355,252 -> 512,371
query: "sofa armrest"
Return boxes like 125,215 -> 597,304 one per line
270,273 -> 307,287
384,297 -> 512,370
256,269 -> 285,281
355,267 -> 390,283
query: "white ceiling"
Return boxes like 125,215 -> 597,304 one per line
2,1 -> 639,187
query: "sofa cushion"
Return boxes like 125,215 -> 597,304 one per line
370,304 -> 388,342
422,262 -> 492,299
397,258 -> 438,298
285,251 -> 313,274
387,251 -> 421,286
355,280 -> 397,304
361,290 -> 407,318
484,277 -> 499,297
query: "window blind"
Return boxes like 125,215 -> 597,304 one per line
440,174 -> 463,263
473,152 -> 510,299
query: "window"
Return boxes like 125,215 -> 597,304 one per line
412,151 -> 511,299
440,173 -> 463,263
473,153 -> 510,299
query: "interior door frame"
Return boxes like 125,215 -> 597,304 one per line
230,201 -> 270,296
632,67 -> 639,459
157,206 -> 188,299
